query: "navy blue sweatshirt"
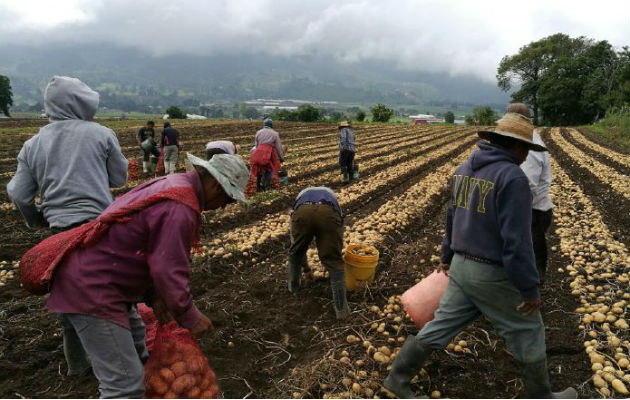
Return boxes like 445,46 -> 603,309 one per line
440,141 -> 539,300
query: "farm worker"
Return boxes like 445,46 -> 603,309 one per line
161,121 -> 181,174
338,121 -> 356,184
288,187 -> 350,319
509,103 -> 554,286
45,153 -> 249,398
205,140 -> 239,160
137,120 -> 160,173
245,118 -> 284,195
383,113 -> 576,399
7,76 -> 128,233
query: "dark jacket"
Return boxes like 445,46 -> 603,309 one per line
138,127 -> 155,142
440,141 -> 539,300
161,127 -> 180,147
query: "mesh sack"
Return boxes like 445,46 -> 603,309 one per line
144,322 -> 219,399
137,303 -> 159,352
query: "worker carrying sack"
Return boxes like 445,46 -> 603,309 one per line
19,185 -> 201,295
401,270 -> 449,329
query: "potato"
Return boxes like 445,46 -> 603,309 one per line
593,374 -> 607,389
148,375 -> 168,395
163,391 -> 178,399
201,384 -> 219,398
171,361 -> 187,377
172,374 -> 195,394
187,357 -> 204,374
200,377 -> 211,390
612,379 -> 629,395
159,367 -> 176,384
187,386 -> 202,398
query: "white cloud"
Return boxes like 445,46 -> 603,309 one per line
0,0 -> 627,81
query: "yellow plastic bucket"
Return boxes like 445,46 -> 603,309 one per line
344,244 -> 379,291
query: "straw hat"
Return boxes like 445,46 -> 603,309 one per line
338,121 -> 350,128
478,112 -> 546,152
185,153 -> 249,204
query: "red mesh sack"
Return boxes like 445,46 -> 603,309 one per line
144,322 -> 219,399
19,186 -> 201,295
128,159 -> 142,181
156,149 -> 165,176
137,303 -> 159,352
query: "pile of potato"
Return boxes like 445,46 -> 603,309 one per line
348,245 -> 378,257
0,260 -> 18,287
551,159 -> 630,397
144,329 -> 219,399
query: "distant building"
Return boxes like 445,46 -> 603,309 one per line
409,114 -> 445,125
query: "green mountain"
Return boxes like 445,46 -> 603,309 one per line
0,44 -> 508,112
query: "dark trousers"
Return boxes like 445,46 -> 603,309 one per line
339,150 -> 355,174
532,209 -> 553,282
142,147 -> 160,162
205,148 -> 227,160
289,205 -> 345,271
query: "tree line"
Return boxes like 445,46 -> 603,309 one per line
497,33 -> 629,126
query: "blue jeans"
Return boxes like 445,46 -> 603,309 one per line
415,253 -> 546,364
60,306 -> 148,398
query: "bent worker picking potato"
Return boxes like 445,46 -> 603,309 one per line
39,153 -> 248,398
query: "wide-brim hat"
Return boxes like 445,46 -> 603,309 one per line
185,153 -> 249,205
338,120 -> 350,128
478,112 -> 546,152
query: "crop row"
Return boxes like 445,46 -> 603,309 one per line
123,128 -> 470,231
195,134 -> 474,260
306,148 -> 471,277
566,129 -> 630,170
549,128 -> 629,201
550,158 -> 630,397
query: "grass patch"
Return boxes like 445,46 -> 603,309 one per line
579,107 -> 630,153
247,190 -> 283,205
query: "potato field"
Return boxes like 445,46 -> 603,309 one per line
0,119 -> 628,398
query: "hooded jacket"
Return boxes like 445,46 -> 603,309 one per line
7,76 -> 128,229
440,141 -> 539,300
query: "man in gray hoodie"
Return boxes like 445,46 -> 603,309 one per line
7,76 -> 128,233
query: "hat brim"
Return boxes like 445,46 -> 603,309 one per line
185,154 -> 248,205
478,129 -> 547,152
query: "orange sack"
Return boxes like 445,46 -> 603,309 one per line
143,321 -> 218,399
401,270 -> 449,329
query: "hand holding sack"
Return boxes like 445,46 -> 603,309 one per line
144,321 -> 219,399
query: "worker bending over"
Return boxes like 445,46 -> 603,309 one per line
45,154 -> 248,398
288,187 -> 350,319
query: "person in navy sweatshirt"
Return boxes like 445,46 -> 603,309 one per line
383,112 -> 576,399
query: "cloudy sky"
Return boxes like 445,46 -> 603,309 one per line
0,0 -> 627,81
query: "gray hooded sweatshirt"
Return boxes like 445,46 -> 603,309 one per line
7,76 -> 128,229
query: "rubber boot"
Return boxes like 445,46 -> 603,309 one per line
148,158 -> 157,174
342,172 -> 350,184
142,161 -> 148,173
329,269 -> 350,319
383,337 -> 433,399
164,160 -> 170,174
521,359 -> 577,399
287,254 -> 303,293
169,162 -> 177,174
